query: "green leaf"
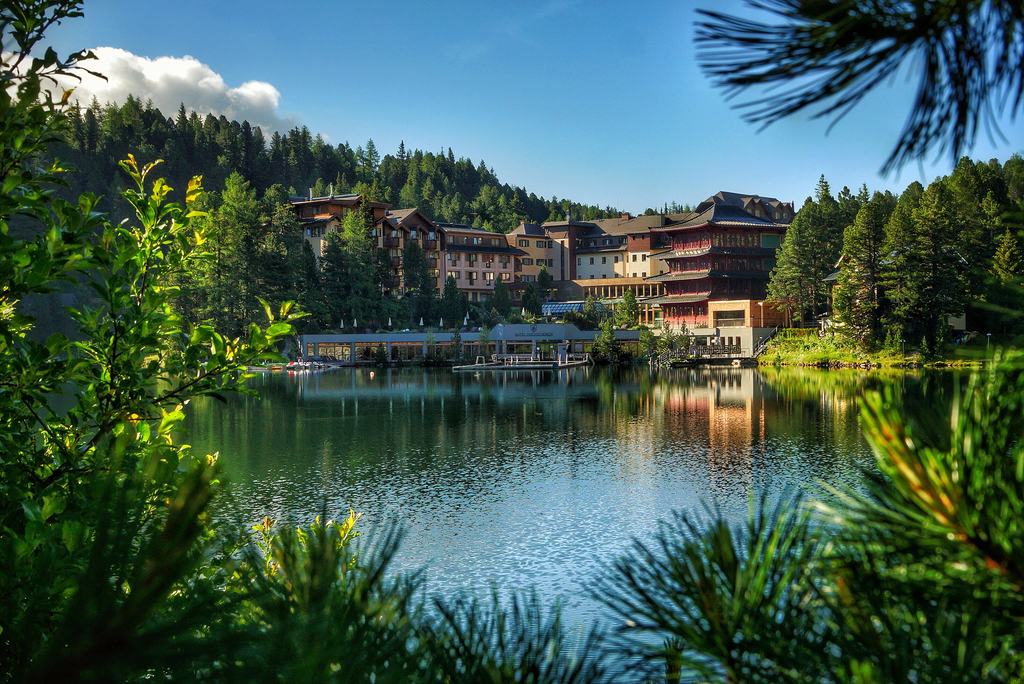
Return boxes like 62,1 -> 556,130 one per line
22,499 -> 43,522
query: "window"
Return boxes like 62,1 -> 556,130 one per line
577,258 -> 581,266
632,272 -> 637,278
522,258 -> 534,265
632,254 -> 637,262
485,272 -> 495,283
589,257 -> 594,265
589,275 -> 594,279
761,234 -> 781,249
601,257 -> 607,264
453,272 -> 461,280
473,237 -> 481,245
519,239 -> 530,247
614,256 -> 619,263
601,274 -> 607,279
642,272 -> 647,277
410,231 -> 417,240
642,254 -> 647,261
619,238 -> 626,244
428,231 -> 435,240
490,238 -> 500,247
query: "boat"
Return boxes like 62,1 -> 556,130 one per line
453,353 -> 592,372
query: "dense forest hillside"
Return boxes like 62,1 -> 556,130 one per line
53,95 -> 624,230
769,156 -> 1024,350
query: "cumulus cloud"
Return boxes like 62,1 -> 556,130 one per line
54,47 -> 297,133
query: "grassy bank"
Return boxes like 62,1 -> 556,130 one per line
759,329 -> 994,368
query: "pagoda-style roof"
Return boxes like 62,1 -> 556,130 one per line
647,269 -> 773,284
654,246 -> 781,260
652,203 -> 782,231
647,270 -> 712,283
645,293 -> 711,305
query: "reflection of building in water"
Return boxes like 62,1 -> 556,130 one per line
660,369 -> 770,484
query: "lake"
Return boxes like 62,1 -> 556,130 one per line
183,365 -> 957,628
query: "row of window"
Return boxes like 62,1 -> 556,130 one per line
449,235 -> 504,247
517,239 -> 554,248
521,258 -> 555,267
583,237 -> 628,246
578,255 -> 621,265
449,271 -> 500,284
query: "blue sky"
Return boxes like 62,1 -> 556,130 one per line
48,0 -> 1024,212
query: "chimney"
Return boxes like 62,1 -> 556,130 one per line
621,213 -> 631,220
308,188 -> 313,200
329,183 -> 334,197
566,210 -> 571,222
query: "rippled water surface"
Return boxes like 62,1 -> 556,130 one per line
184,365 -> 955,626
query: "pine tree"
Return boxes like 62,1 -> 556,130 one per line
993,229 -> 1024,282
912,180 -> 967,351
440,275 -> 465,326
833,194 -> 896,346
491,276 -> 512,318
522,283 -> 542,317
402,241 -> 429,295
615,289 -> 640,328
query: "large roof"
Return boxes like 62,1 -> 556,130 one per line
696,191 -> 795,223
653,203 -> 782,231
645,294 -> 711,305
509,222 -> 549,237
434,221 -> 498,234
385,207 -> 435,228
290,194 -> 390,209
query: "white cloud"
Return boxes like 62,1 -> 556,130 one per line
54,47 -> 297,133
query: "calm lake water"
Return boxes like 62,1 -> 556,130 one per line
183,365 -> 957,627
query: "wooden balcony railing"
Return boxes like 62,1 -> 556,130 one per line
428,258 -> 438,268
422,240 -> 437,250
391,256 -> 402,269
383,237 -> 401,248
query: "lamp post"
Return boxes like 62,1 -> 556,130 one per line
757,301 -> 764,327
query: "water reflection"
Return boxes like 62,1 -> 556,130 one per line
185,366 -> 951,626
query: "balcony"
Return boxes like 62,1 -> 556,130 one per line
484,262 -> 493,269
383,237 -> 401,248
428,258 -> 438,268
514,263 -> 522,272
391,256 -> 402,269
422,239 -> 438,250
387,276 -> 401,288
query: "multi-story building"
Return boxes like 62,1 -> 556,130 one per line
435,223 -> 527,304
292,192 -> 390,260
384,208 -> 443,295
507,222 -> 563,281
646,200 -> 789,328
